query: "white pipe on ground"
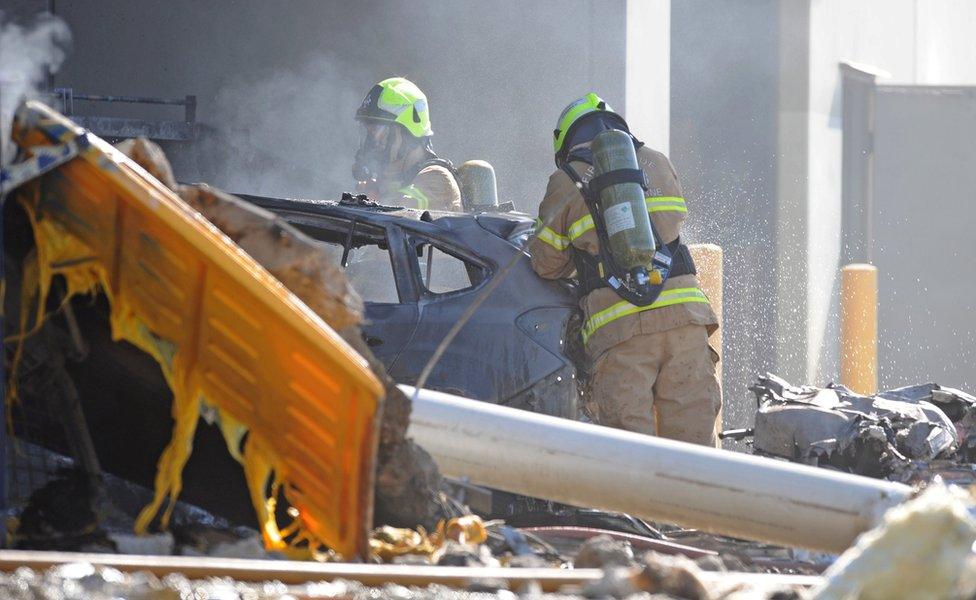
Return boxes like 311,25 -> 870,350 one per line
402,385 -> 912,554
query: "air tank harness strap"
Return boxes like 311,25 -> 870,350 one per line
403,157 -> 459,183
587,168 -> 647,197
573,239 -> 697,297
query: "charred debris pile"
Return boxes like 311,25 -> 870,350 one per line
736,374 -> 976,484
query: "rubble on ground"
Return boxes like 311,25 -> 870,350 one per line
0,554 -> 817,599
742,374 -> 976,483
573,534 -> 636,569
6,445 -> 273,559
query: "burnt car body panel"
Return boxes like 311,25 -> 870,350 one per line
238,194 -> 580,418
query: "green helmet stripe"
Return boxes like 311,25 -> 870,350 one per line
553,92 -> 613,154
357,77 -> 433,138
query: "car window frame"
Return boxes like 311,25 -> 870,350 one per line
278,211 -> 416,305
403,232 -> 491,300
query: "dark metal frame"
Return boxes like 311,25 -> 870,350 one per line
52,88 -> 198,141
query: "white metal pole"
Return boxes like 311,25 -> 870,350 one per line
403,386 -> 911,553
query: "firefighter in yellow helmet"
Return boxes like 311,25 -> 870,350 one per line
528,93 -> 722,446
353,77 -> 462,212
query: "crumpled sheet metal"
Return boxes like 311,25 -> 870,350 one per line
8,101 -> 383,559
751,374 -> 960,477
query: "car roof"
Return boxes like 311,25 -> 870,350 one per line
235,193 -> 534,232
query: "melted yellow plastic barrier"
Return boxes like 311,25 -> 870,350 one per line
9,101 -> 383,559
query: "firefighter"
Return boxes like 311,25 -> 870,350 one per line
528,93 -> 722,446
353,77 -> 462,212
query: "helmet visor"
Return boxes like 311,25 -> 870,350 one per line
564,112 -> 628,152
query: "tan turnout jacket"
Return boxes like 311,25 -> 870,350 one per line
388,164 -> 462,212
529,145 -> 717,360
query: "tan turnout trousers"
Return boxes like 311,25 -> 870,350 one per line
588,325 -> 720,443
529,145 -> 721,446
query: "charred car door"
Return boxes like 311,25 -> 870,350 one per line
389,218 -> 578,417
240,195 -> 578,418
343,224 -> 421,367
265,209 -> 421,367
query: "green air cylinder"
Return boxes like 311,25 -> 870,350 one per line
590,129 -> 656,270
457,160 -> 498,209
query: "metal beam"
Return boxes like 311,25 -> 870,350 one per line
404,385 -> 911,553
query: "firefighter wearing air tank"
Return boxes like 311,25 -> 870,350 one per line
353,77 -> 462,211
529,93 -> 721,446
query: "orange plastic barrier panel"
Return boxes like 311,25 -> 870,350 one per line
9,101 -> 382,559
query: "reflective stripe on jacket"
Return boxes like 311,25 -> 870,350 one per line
536,196 -> 688,252
399,184 -> 431,210
581,287 -> 710,343
528,145 -> 717,360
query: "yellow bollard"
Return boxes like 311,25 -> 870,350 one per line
689,244 -> 723,376
689,244 -> 723,446
840,264 -> 878,395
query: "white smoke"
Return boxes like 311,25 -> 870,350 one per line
0,12 -> 71,167
195,53 -> 363,199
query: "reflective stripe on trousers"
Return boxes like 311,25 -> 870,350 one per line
582,287 -> 710,344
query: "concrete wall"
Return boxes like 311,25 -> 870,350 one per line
627,0 -> 670,153
914,0 -> 976,84
872,86 -> 976,391
673,0 -> 976,400
8,1 -> 644,211
783,0 -> 976,384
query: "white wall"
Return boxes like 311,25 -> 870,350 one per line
914,0 -> 976,84
802,0 -> 976,382
626,0 -> 670,153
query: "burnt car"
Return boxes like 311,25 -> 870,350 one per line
238,193 -> 581,419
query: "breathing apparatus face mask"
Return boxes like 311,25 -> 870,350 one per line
353,122 -> 396,183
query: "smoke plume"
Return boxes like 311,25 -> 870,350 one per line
194,53 -> 363,199
0,12 -> 71,167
